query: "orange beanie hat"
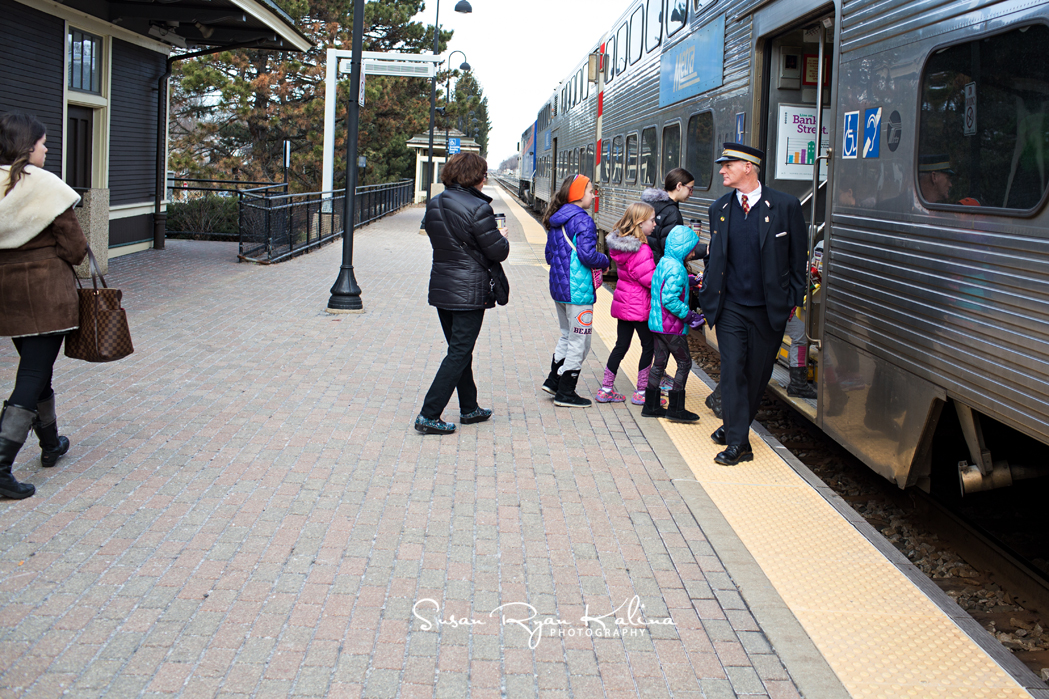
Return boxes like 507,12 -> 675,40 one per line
568,174 -> 590,203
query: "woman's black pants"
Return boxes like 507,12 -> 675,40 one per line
8,334 -> 65,409
606,319 -> 654,375
420,309 -> 485,420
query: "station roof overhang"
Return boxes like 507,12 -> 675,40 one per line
73,0 -> 314,52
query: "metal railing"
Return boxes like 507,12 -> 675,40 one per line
238,179 -> 414,264
166,177 -> 285,239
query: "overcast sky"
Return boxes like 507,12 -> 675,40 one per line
411,0 -> 627,165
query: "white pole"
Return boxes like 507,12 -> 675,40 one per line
322,47 -> 337,197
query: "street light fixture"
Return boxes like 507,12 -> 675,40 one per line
445,50 -> 470,165
425,0 -> 472,203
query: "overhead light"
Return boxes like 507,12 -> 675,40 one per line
459,61 -> 471,71
454,1 -> 472,13
149,25 -> 187,48
195,22 -> 214,39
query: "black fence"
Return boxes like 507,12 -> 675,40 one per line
166,178 -> 285,240
237,179 -> 414,264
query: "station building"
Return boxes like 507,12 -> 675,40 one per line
406,128 -> 480,203
0,0 -> 310,268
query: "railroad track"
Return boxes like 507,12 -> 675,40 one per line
496,175 -> 1049,676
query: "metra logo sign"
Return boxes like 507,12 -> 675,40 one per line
659,15 -> 726,108
674,46 -> 700,91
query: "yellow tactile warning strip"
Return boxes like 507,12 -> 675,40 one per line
586,285 -> 1032,699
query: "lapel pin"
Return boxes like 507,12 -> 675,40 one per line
765,216 -> 770,223
720,216 -> 725,221
765,200 -> 771,207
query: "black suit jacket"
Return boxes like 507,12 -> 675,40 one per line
699,186 -> 807,331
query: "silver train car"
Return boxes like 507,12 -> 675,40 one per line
522,0 -> 1049,495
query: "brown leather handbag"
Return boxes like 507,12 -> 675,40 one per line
64,247 -> 134,362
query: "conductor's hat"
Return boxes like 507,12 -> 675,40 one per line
715,142 -> 764,166
918,154 -> 955,175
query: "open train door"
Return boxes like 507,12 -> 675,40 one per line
753,2 -> 838,423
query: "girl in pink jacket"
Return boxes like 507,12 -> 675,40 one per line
597,203 -> 659,404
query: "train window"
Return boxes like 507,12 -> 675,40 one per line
607,35 -> 616,83
586,144 -> 595,181
646,0 -> 662,52
919,24 -> 1049,212
572,149 -> 579,175
662,123 -> 681,176
640,127 -> 658,186
581,68 -> 588,99
685,112 -> 714,189
630,6 -> 644,64
612,136 -> 624,184
616,23 -> 629,77
601,141 -> 611,182
666,0 -> 687,37
626,134 -> 638,183
693,0 -> 715,12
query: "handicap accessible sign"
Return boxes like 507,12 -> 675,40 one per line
843,111 -> 859,159
659,15 -> 725,108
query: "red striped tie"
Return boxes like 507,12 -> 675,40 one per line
741,194 -> 750,216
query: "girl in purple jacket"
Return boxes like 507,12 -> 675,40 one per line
598,203 -> 659,404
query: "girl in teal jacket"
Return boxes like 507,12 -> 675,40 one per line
642,225 -> 705,422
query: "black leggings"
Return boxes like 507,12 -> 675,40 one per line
606,319 -> 654,375
8,334 -> 64,409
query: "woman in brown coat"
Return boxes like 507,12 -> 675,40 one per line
0,113 -> 87,499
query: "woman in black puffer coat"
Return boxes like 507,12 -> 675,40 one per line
641,167 -> 695,263
415,153 -> 510,435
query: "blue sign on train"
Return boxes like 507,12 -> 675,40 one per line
659,15 -> 725,108
863,107 -> 881,158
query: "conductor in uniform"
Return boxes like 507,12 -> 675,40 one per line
699,143 -> 808,465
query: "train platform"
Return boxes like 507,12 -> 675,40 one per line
0,189 -> 1043,699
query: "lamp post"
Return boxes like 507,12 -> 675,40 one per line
444,50 -> 470,164
326,0 -> 366,313
425,0 -> 473,203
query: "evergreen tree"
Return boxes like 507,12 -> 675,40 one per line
169,0 -> 451,191
442,71 -> 491,158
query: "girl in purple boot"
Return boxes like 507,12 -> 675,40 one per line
597,203 -> 659,405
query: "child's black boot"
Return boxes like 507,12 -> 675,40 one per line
640,386 -> 666,418
666,390 -> 700,423
553,370 -> 591,408
541,356 -> 565,396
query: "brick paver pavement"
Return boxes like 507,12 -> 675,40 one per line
0,188 -> 805,698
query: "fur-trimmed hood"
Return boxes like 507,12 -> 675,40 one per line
0,165 -> 80,249
606,229 -> 643,253
641,187 -> 670,203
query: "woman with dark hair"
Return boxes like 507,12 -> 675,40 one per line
415,152 -> 510,435
641,167 -> 695,263
0,113 -> 88,498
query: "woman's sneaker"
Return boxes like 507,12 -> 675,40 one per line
460,407 -> 493,424
595,388 -> 626,403
414,415 -> 456,435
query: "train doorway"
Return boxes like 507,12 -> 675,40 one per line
756,7 -> 837,418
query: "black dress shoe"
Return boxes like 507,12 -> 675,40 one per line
711,426 -> 726,446
715,444 -> 753,466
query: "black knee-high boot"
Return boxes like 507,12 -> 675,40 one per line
0,402 -> 36,499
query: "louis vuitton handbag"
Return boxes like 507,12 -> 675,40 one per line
64,247 -> 134,362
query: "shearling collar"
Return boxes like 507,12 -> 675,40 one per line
607,230 -> 642,253
0,165 -> 80,249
